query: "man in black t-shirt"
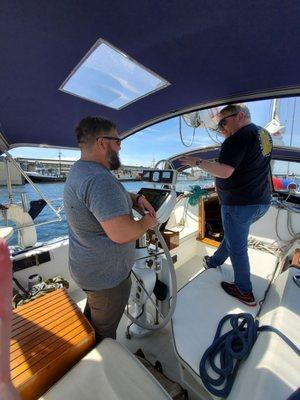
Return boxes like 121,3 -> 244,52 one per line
180,104 -> 273,306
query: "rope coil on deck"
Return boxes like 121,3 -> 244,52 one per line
199,313 -> 300,398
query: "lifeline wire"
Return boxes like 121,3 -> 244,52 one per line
203,122 -> 222,145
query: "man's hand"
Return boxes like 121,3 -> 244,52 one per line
179,155 -> 234,179
142,213 -> 157,229
137,195 -> 156,217
100,213 -> 157,244
179,156 -> 200,168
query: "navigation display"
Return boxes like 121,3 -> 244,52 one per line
137,188 -> 170,211
141,169 -> 176,184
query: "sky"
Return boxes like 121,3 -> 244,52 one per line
9,97 -> 300,174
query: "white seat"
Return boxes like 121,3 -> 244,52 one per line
40,338 -> 172,400
258,267 -> 300,345
228,268 -> 300,400
172,249 -> 278,380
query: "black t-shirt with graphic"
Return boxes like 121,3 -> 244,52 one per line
216,123 -> 273,205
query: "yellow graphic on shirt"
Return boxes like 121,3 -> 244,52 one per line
259,130 -> 272,157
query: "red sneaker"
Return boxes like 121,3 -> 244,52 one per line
221,282 -> 256,307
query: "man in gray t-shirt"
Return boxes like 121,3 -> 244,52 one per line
64,116 -> 156,342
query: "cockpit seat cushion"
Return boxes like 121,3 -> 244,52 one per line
172,248 -> 277,384
258,267 -> 300,345
227,268 -> 300,400
40,338 -> 172,400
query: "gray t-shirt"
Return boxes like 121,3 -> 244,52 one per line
64,160 -> 135,290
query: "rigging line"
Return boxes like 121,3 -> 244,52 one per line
203,122 -> 222,145
287,211 -> 294,237
179,116 -> 196,147
215,131 -> 221,143
257,258 -> 281,312
275,208 -> 287,242
274,202 -> 300,242
287,210 -> 300,237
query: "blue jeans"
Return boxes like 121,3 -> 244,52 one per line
208,204 -> 270,293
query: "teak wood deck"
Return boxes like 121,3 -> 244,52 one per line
10,289 -> 95,399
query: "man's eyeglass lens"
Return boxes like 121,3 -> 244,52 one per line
218,113 -> 238,129
97,136 -> 121,145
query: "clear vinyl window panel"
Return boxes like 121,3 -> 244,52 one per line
60,39 -> 170,110
272,160 -> 300,192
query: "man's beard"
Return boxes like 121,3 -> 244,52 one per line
107,147 -> 121,170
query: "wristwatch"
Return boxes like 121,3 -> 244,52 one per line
195,159 -> 203,167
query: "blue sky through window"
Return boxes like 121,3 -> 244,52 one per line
10,98 -> 300,174
60,41 -> 169,109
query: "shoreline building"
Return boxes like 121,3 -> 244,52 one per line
0,157 -> 24,186
15,158 -> 151,182
1,156 -> 172,185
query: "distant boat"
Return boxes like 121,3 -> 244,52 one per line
25,169 -> 66,183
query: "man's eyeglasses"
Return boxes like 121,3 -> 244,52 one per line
96,136 -> 121,145
218,113 -> 239,130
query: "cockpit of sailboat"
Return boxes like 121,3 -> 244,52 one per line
0,2 -> 300,400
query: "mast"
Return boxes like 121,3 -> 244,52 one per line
271,98 -> 280,121
265,98 -> 284,147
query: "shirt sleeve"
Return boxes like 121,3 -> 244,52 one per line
218,133 -> 249,169
79,175 -> 132,222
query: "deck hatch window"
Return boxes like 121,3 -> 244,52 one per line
59,39 -> 170,110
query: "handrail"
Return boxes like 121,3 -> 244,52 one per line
3,151 -> 62,218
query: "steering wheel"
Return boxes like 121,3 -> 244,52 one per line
154,159 -> 175,170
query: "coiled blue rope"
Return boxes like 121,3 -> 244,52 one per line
199,313 -> 258,397
199,313 -> 300,398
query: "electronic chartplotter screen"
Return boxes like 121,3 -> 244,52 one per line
137,188 -> 170,211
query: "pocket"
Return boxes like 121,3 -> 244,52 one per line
254,204 -> 270,221
230,205 -> 259,224
87,290 -> 110,311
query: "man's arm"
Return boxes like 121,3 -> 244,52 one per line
101,213 -> 156,244
179,156 -> 234,179
129,192 -> 156,216
195,159 -> 234,178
